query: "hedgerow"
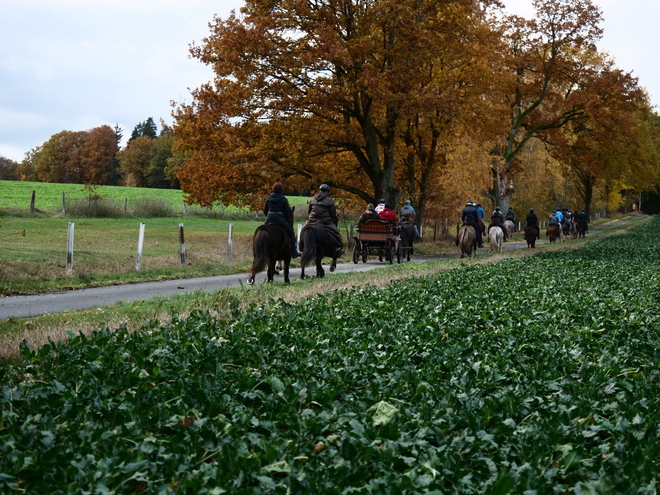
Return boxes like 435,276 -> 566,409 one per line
1,218 -> 659,493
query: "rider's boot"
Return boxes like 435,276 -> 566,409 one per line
335,246 -> 345,257
291,240 -> 301,259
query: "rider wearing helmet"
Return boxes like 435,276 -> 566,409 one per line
306,184 -> 345,257
460,199 -> 483,248
264,182 -> 300,258
489,206 -> 507,242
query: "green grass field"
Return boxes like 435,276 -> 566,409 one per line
0,180 -> 310,211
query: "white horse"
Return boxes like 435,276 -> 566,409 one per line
503,220 -> 515,238
488,226 -> 503,253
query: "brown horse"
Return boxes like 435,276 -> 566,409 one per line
247,206 -> 295,284
525,225 -> 539,248
458,225 -> 477,258
299,224 -> 338,278
396,223 -> 415,262
547,224 -> 561,244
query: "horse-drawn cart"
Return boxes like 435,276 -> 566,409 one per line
352,220 -> 399,264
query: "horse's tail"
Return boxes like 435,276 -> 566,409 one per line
300,226 -> 316,270
249,227 -> 269,277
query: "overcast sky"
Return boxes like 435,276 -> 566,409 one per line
1,0 -> 658,163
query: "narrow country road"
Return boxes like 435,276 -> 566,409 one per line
0,218 -> 632,319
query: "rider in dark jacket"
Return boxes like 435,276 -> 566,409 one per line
306,184 -> 345,256
490,207 -> 507,241
264,182 -> 300,258
526,208 -> 540,239
460,200 -> 483,248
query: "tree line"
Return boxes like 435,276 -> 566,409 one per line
0,118 -> 182,190
171,0 -> 660,224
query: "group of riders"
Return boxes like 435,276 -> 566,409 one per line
264,182 -> 590,259
459,199 -> 589,248
263,183 -> 421,260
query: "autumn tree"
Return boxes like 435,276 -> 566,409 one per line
0,156 -> 20,180
173,0 -> 502,223
128,118 -> 158,144
546,66 -> 655,216
488,0 -> 604,210
116,135 -> 152,187
19,127 -> 118,185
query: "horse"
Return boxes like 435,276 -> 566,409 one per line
247,206 -> 294,285
397,222 -> 415,262
572,219 -> 579,239
477,218 -> 486,237
458,225 -> 477,258
488,226 -> 503,253
299,224 -> 339,278
561,220 -> 571,239
547,224 -> 561,244
503,220 -> 515,238
577,220 -> 587,238
524,225 -> 539,248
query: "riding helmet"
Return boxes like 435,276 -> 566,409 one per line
319,184 -> 330,192
467,199 -> 473,205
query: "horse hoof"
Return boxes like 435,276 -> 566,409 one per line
247,278 -> 254,285
330,265 -> 336,273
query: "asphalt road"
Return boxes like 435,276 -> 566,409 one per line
0,219 -> 624,320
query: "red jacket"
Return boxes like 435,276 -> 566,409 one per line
379,208 -> 397,223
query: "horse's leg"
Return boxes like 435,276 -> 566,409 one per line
266,256 -> 276,283
283,258 -> 290,284
330,255 -> 337,273
316,253 -> 325,278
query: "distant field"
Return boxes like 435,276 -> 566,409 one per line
0,180 -> 310,211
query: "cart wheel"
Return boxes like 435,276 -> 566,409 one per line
352,246 -> 359,264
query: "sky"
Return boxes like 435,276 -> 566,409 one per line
1,0 -> 658,163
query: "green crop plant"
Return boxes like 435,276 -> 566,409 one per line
1,218 -> 659,493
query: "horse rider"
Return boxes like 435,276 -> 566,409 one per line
264,182 -> 300,258
549,210 -> 560,233
358,203 -> 381,223
555,208 -> 563,225
506,206 -> 515,229
489,206 -> 507,241
526,208 -> 540,239
399,199 -> 420,239
475,203 -> 484,220
379,203 -> 397,223
375,198 -> 386,214
562,208 -> 574,235
460,199 -> 483,248
578,210 -> 589,233
306,184 -> 345,257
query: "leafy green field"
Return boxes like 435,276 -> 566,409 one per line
0,180 -> 310,211
1,218 -> 659,493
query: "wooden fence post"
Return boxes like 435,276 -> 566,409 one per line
66,222 -> 75,274
179,223 -> 186,265
136,223 -> 146,270
29,190 -> 36,214
182,200 -> 187,215
227,223 -> 233,261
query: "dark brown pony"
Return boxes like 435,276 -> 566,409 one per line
247,207 -> 294,284
524,225 -> 539,248
458,225 -> 477,258
299,224 -> 338,278
397,223 -> 415,262
547,224 -> 560,244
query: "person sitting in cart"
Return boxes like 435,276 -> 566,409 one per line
378,203 -> 397,223
358,203 -> 381,223
306,183 -> 345,257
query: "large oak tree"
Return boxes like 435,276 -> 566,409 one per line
173,0 -> 502,222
